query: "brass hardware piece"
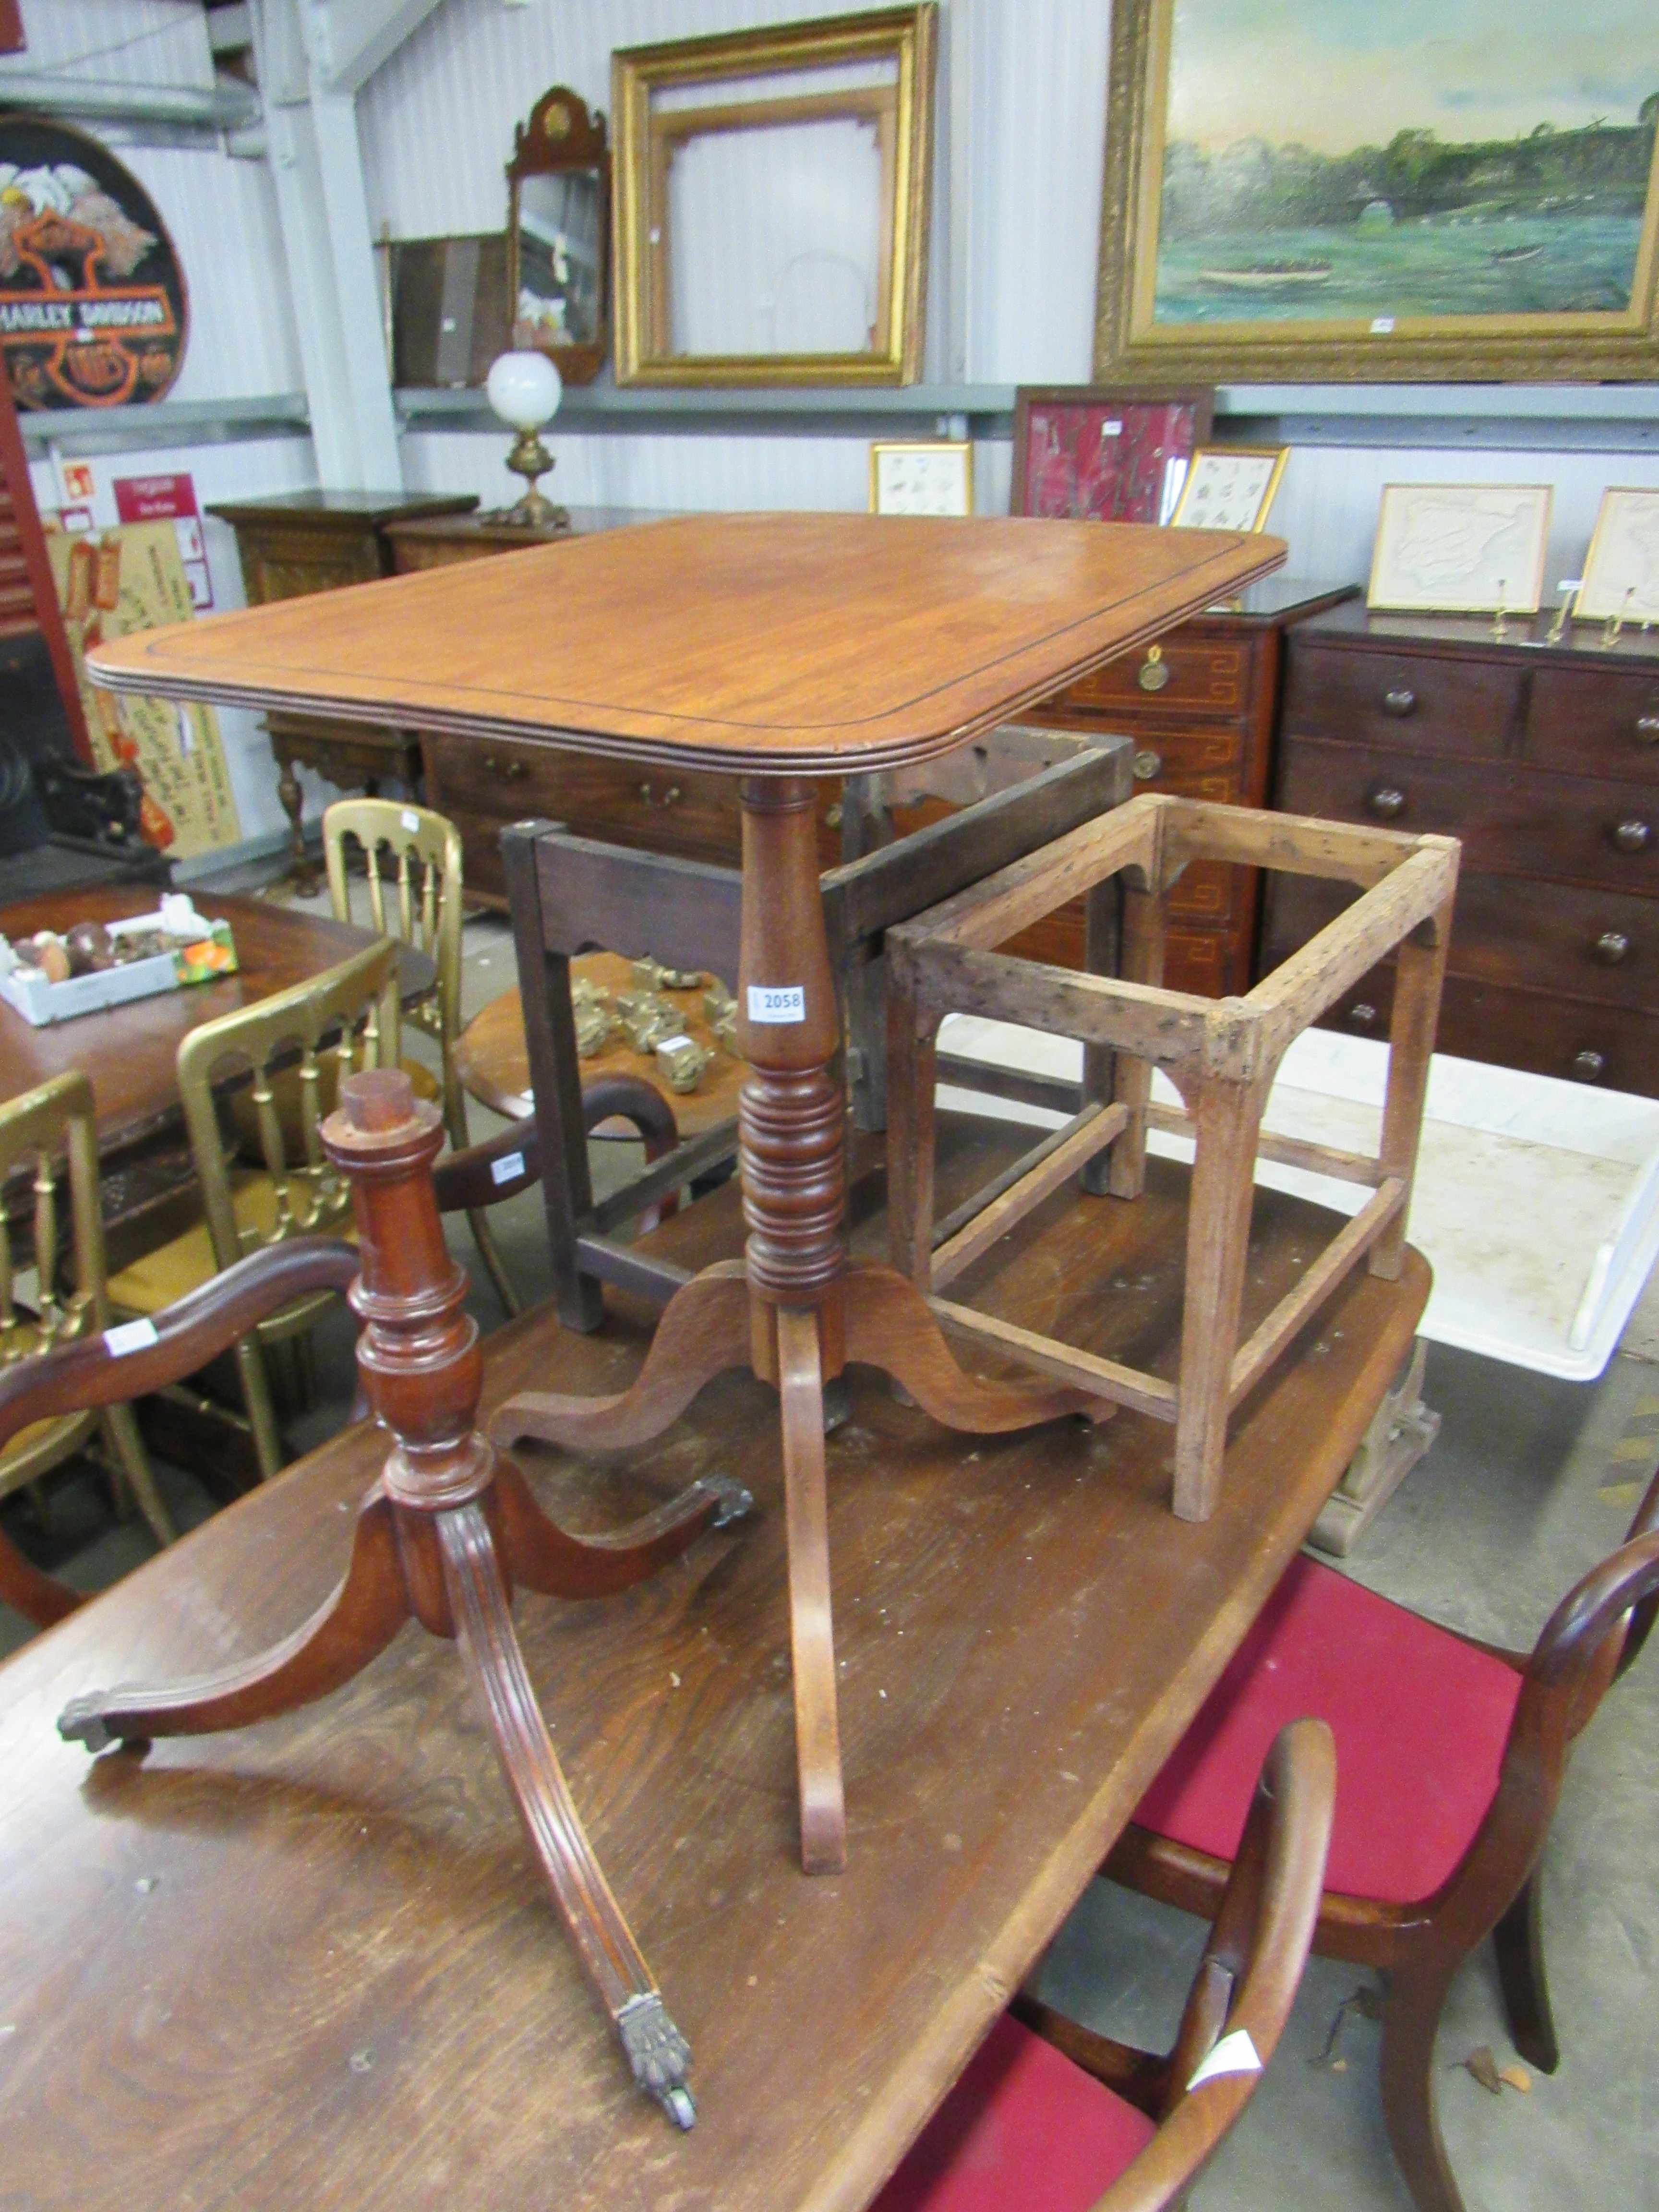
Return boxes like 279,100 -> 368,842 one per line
656,1034 -> 711,1093
1347,1002 -> 1378,1030
1366,787 -> 1406,820
1136,645 -> 1170,692
1593,931 -> 1632,966
1572,1049 -> 1607,1082
1635,716 -> 1659,746
1380,688 -> 1416,717
1132,748 -> 1162,781
1612,819 -> 1651,854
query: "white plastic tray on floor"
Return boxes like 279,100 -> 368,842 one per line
936,1015 -> 1659,1384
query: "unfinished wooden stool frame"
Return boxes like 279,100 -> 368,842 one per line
885,794 -> 1460,1520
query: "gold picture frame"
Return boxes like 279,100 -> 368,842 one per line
1168,445 -> 1288,533
1094,0 -> 1659,384
1367,483 -> 1553,616
612,7 -> 937,388
869,439 -> 973,516
1574,488 -> 1659,625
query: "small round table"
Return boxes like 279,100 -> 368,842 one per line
456,951 -> 745,1135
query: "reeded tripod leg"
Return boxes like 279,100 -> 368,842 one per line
842,1264 -> 1113,1431
778,1306 -> 846,1876
488,1264 -> 752,1456
58,1487 -> 407,1750
493,1456 -> 752,1599
438,1499 -> 696,2127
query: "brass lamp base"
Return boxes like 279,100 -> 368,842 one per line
489,427 -> 570,532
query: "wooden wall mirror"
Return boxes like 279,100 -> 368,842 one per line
613,7 -> 937,387
506,85 -> 610,387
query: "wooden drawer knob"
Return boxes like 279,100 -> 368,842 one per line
1346,1002 -> 1379,1030
1635,715 -> 1659,745
1612,818 -> 1652,853
1365,785 -> 1407,820
1381,687 -> 1417,717
1593,930 -> 1632,965
1137,647 -> 1170,693
1132,748 -> 1162,782
1571,1049 -> 1607,1082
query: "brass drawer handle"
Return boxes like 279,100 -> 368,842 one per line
1347,1002 -> 1379,1030
1137,646 -> 1171,693
1612,818 -> 1651,854
1132,747 -> 1162,782
1381,687 -> 1417,717
636,781 -> 683,807
483,755 -> 527,781
1572,1049 -> 1607,1082
1635,715 -> 1659,745
1365,785 -> 1407,820
1593,930 -> 1632,965
824,801 -> 843,829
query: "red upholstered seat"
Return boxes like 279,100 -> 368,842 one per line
872,2014 -> 1157,2212
1135,1555 -> 1523,1905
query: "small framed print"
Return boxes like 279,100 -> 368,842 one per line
869,441 -> 974,518
1169,446 -> 1288,534
1574,489 -> 1659,625
1367,483 -> 1553,616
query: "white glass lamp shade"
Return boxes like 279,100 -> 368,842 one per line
486,349 -> 562,433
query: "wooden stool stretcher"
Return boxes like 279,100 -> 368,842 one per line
29,1071 -> 747,2127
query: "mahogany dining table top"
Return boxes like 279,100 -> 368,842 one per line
0,1124 -> 1427,2212
0,887 -> 435,1160
85,514 -> 1286,774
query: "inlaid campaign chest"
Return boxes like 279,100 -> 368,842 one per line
1265,603 -> 1659,1094
1026,577 -> 1356,994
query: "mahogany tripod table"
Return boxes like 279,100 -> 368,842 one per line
89,514 -> 1284,1883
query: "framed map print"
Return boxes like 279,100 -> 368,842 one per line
1094,0 -> 1659,383
1367,483 -> 1553,614
1575,488 -> 1659,623
1169,446 -> 1288,532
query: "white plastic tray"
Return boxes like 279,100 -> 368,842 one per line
937,1015 -> 1659,1384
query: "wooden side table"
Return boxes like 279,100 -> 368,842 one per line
208,490 -> 479,891
88,513 -> 1285,1887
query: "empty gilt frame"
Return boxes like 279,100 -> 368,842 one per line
612,7 -> 938,387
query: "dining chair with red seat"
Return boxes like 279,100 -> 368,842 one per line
1105,1469 -> 1659,2212
874,1718 -> 1335,2212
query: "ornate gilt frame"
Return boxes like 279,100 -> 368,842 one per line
612,7 -> 937,387
1094,0 -> 1659,385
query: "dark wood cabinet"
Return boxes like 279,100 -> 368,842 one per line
1026,577 -> 1357,993
208,490 -> 479,889
1267,603 -> 1659,1093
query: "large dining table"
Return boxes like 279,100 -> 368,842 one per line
0,1115 -> 1430,2212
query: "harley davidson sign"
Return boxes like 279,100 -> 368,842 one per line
0,115 -> 188,409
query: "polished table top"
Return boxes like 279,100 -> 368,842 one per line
0,887 -> 435,1158
0,1128 -> 1427,2212
85,515 -> 1285,775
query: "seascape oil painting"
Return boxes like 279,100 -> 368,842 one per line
1152,0 -> 1659,328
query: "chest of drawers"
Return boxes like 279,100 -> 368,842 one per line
1266,604 -> 1659,1093
1026,578 -> 1356,993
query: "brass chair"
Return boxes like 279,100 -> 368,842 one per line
323,795 -> 520,1314
0,1070 -> 174,1562
107,938 -> 401,1483
873,1720 -> 1336,2212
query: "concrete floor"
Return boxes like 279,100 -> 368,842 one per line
3,881 -> 1656,2209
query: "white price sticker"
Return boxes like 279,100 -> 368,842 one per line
657,1034 -> 694,1053
746,985 -> 806,1024
401,808 -> 420,831
490,1149 -> 526,1185
1369,316 -> 1395,335
1187,2030 -> 1262,2091
104,1318 -> 159,1357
